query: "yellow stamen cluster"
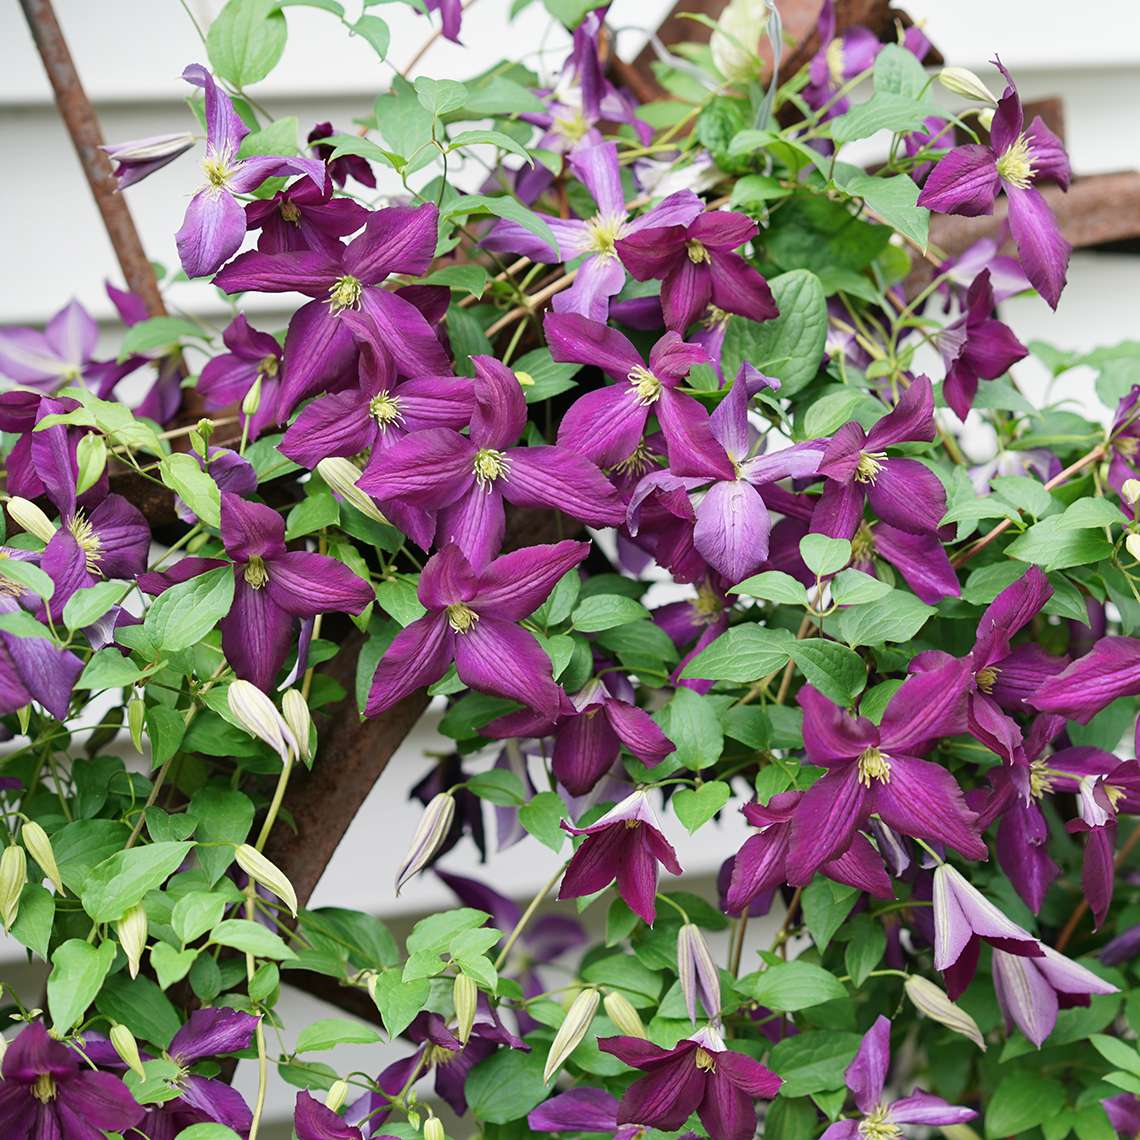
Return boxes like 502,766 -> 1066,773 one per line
280,200 -> 302,224
974,665 -> 1000,693
628,366 -> 663,406
202,153 -> 234,189
826,39 -> 847,88
854,451 -> 888,484
859,1105 -> 902,1139
851,522 -> 876,562
612,441 -> 656,478
244,555 -> 269,589
995,134 -> 1036,189
473,448 -> 510,488
425,1043 -> 458,1068
32,1073 -> 57,1103
446,603 -> 479,634
857,746 -> 892,787
369,392 -> 403,427
694,1046 -> 717,1072
68,512 -> 103,574
686,239 -> 711,264
258,355 -> 279,380
553,111 -> 589,144
327,274 -> 364,315
1028,759 -> 1055,799
585,213 -> 625,258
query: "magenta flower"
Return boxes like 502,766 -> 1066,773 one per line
529,1087 -> 643,1138
811,375 -> 947,540
821,1016 -> 976,1139
245,175 -> 368,256
425,0 -> 463,42
939,269 -> 1029,420
847,520 -> 961,604
100,131 -> 194,189
918,59 -> 1071,308
0,299 -> 98,390
558,789 -> 682,923
545,314 -> 720,473
213,202 -> 448,415
295,1090 -> 368,1140
197,314 -> 284,439
1102,1094 -> 1140,1136
616,207 -> 779,332
1031,636 -> 1140,724
308,121 -> 377,189
366,540 -> 588,718
0,575 -> 82,721
0,1021 -> 142,1139
785,671 -> 985,885
598,1025 -> 781,1140
803,0 -> 881,118
175,65 -> 325,278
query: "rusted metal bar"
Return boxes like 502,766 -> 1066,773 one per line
19,0 -> 167,318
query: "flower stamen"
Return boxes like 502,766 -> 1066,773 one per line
995,134 -> 1036,189
369,392 -> 404,428
473,448 -> 510,488
628,366 -> 662,406
244,555 -> 269,589
857,746 -> 892,787
447,603 -> 479,634
68,512 -> 103,574
854,451 -> 888,484
327,275 -> 364,315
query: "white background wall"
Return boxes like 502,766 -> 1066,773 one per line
1,1 -> 1138,1134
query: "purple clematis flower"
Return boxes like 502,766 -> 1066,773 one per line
992,944 -> 1118,1048
1102,1094 -> 1140,1136
558,789 -> 682,924
139,492 -> 374,691
308,121 -> 377,189
175,65 -> 325,277
0,299 -> 98,390
424,0 -> 463,42
599,1025 -> 781,1140
821,1016 -> 976,1138
529,1087 -> 647,1139
294,1090 -> 374,1140
726,791 -> 892,915
545,314 -> 720,474
1030,636 -> 1140,724
485,141 -> 703,320
0,1021 -> 142,1138
938,269 -> 1029,420
245,175 -> 368,256
811,375 -> 947,540
917,59 -> 1071,308
196,315 -> 283,440
847,519 -> 961,604
785,671 -> 985,885
213,201 -> 448,414
803,0 -> 882,118
366,540 -> 588,718
484,677 -> 674,795
101,131 -> 194,189
616,208 -> 779,333
1107,385 -> 1140,497
359,355 -> 624,565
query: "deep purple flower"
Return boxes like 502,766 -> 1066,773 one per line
176,64 -> 325,277
616,208 -> 778,333
545,314 -> 721,474
0,574 -> 82,720
140,492 -> 374,691
918,59 -> 1071,308
786,671 -> 985,884
938,270 -> 1029,419
821,1015 -> 976,1138
424,0 -> 463,42
1031,636 -> 1140,724
803,1 -> 881,117
598,1025 -> 781,1140
295,1090 -> 370,1140
196,315 -> 283,439
1107,385 -> 1140,497
101,131 -> 194,189
358,355 -> 624,565
0,299 -> 98,390
485,678 -> 674,795
847,520 -> 961,604
308,121 -> 377,189
213,201 -> 448,414
1103,1094 -> 1140,1136
366,540 -> 588,718
529,1087 -> 646,1138
246,175 -> 369,256
558,789 -> 682,924
811,375 -> 946,540
0,1021 -> 142,1138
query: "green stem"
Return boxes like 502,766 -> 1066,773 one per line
493,862 -> 567,971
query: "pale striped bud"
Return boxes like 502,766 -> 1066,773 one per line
128,696 -> 146,753
424,1117 -> 446,1140
282,689 -> 313,762
904,975 -> 986,1051
0,846 -> 26,930
1122,478 -> 1140,506
1127,533 -> 1140,563
603,990 -> 646,1038
115,903 -> 148,979
711,0 -> 769,82
235,844 -> 298,917
316,457 -> 391,525
678,923 -> 721,1024
939,67 -> 998,105
21,821 -> 63,895
241,376 -> 263,416
396,793 -> 454,895
453,973 -> 478,1045
6,497 -> 56,545
109,1024 -> 146,1079
325,1079 -> 350,1113
544,988 -> 599,1081
227,680 -> 299,765
977,108 -> 995,131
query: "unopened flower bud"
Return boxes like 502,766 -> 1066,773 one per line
0,846 -> 27,930
678,923 -> 721,1024
235,844 -> 298,916
241,376 -> 263,417
544,987 -> 599,1081
115,903 -> 148,979
939,67 -> 998,105
1127,533 -> 1140,563
424,1118 -> 446,1140
603,990 -> 646,1038
227,680 -> 299,765
453,973 -> 478,1045
976,108 -> 994,131
281,689 -> 313,762
904,974 -> 986,1051
396,793 -> 454,895
75,434 -> 107,496
128,696 -> 146,753
316,457 -> 390,525
711,0 -> 769,82
6,497 -> 56,545
21,821 -> 63,896
109,1023 -> 146,1080
325,1079 -> 350,1113
189,429 -> 207,457
15,706 -> 29,736
101,131 -> 194,189
1122,479 -> 1140,506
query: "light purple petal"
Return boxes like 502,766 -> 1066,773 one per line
846,1015 -> 891,1113
176,188 -> 247,278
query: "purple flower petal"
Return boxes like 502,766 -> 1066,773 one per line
220,579 -> 295,692
846,1015 -> 891,1113
693,478 -> 771,583
454,617 -> 567,718
343,203 -> 439,282
917,144 -> 1000,216
471,540 -> 589,621
366,612 -> 453,717
176,188 -> 248,278
267,551 -> 374,617
1006,184 -> 1070,310
505,447 -> 626,527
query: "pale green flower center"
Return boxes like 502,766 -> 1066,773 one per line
585,213 -> 625,258
244,554 -> 269,589
202,151 -> 236,189
975,665 -> 1000,693
369,392 -> 403,427
694,1046 -> 717,1072
1029,759 -> 1054,799
995,134 -> 1035,189
628,366 -> 662,406
258,355 -> 279,380
32,1073 -> 56,1103
855,451 -> 888,484
473,448 -> 510,488
280,200 -> 302,224
68,512 -> 103,574
686,239 -> 711,264
328,275 -> 364,315
826,39 -> 847,88
554,111 -> 589,143
692,584 -> 723,623
611,440 -> 656,477
446,603 -> 479,634
859,1105 -> 901,1139
857,746 -> 892,787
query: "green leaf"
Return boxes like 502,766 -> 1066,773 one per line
160,453 -> 222,528
1058,497 -> 1124,530
206,0 -> 287,87
800,534 -> 852,577
415,76 -> 469,116
720,270 -> 828,396
458,75 -> 546,117
415,264 -> 489,298
406,908 -> 490,955
446,194 -> 558,259
673,781 -> 730,832
572,594 -> 649,632
518,791 -> 566,852
350,13 -> 389,57
467,770 -> 526,806
211,918 -> 296,959
296,1018 -> 384,1052
97,973 -> 182,1048
62,580 -> 131,632
770,1030 -> 862,1097
11,882 -> 54,959
76,648 -> 145,691
873,43 -> 930,98
144,566 -> 235,652
449,128 -> 533,165
681,625 -> 794,682
1006,516 -> 1114,570
152,943 -> 199,989
513,347 -> 581,403
844,914 -> 886,985
731,571 -> 808,605
789,639 -> 865,705
82,842 -> 195,923
173,1126 -> 244,1140
0,558 -> 54,602
48,938 -> 115,1032
371,969 -> 430,1038
172,892 -> 227,945
466,1047 -> 551,1124
1091,1034 -> 1140,1077
146,705 -> 187,767
831,95 -> 931,144
747,961 -> 847,1011
830,569 -> 892,606
581,954 -> 664,1007
659,687 -> 723,771
833,591 -> 935,646
236,115 -> 299,158
841,171 -> 929,247
985,1073 -> 1066,1138
119,316 -> 210,358
75,432 -> 107,494
801,878 -> 858,951
802,388 -> 883,437
189,786 -> 254,884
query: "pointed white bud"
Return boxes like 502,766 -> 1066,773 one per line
424,1118 -> 446,1140
281,689 -> 313,762
21,821 -> 64,896
0,846 -> 26,930
453,973 -> 478,1045
678,923 -> 721,1024
116,902 -> 148,979
1127,533 -> 1140,563
1122,478 -> 1140,506
395,793 -> 454,895
711,0 -> 769,82
6,498 -> 56,545
324,1079 -> 350,1113
939,67 -> 999,105
977,108 -> 995,131
316,457 -> 390,525
241,376 -> 263,417
109,1024 -> 146,1079
904,975 -> 986,1051
603,990 -> 646,1038
227,680 -> 299,765
544,988 -> 599,1082
235,844 -> 298,916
